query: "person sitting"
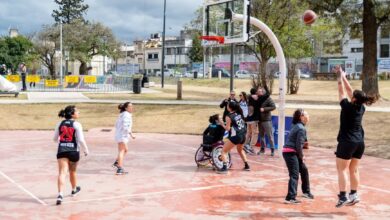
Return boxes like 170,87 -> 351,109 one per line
202,114 -> 225,148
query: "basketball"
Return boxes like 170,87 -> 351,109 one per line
303,10 -> 317,25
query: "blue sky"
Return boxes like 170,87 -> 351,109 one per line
0,0 -> 202,43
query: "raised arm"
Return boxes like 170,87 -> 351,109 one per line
341,70 -> 353,100
335,66 -> 346,102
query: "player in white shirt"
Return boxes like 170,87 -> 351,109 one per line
113,102 -> 135,175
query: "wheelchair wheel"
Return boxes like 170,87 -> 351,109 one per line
211,146 -> 232,170
195,146 -> 211,167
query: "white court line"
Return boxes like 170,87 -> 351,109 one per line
0,170 -> 47,206
62,177 -> 289,204
142,136 -> 286,171
142,136 -> 390,194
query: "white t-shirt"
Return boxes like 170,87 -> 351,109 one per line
239,100 -> 248,118
115,111 -> 133,143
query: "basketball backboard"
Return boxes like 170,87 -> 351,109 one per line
203,0 -> 250,45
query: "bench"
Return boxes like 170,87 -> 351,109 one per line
0,91 -> 19,97
313,72 -> 337,80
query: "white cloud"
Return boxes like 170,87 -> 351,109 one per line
0,0 -> 202,43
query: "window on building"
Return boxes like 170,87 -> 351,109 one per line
381,25 -> 390,39
351,48 -> 363,53
147,53 -> 159,60
138,58 -> 143,63
380,44 -> 389,57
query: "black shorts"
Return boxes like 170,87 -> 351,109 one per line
57,151 -> 80,162
228,135 -> 246,145
335,142 -> 365,160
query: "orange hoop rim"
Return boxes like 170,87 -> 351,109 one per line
200,35 -> 225,44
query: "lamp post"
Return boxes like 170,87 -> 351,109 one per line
102,36 -> 107,75
60,22 -> 63,85
161,0 -> 167,88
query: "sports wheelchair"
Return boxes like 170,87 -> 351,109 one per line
194,140 -> 232,170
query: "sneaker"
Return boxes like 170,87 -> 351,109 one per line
257,148 -> 265,155
243,163 -> 250,171
346,193 -> 360,206
71,186 -> 81,197
302,192 -> 314,199
270,149 -> 275,157
335,195 -> 349,208
217,166 -> 228,174
112,160 -> 119,169
284,198 -> 301,204
116,168 -> 128,175
56,195 -> 63,205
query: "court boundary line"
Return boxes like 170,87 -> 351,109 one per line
0,170 -> 47,206
142,136 -> 390,194
62,177 -> 289,205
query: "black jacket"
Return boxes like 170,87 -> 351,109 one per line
259,96 -> 276,122
284,123 -> 307,159
220,98 -> 238,121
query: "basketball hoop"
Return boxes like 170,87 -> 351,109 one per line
200,35 -> 225,46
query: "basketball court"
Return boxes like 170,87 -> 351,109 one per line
0,129 -> 389,219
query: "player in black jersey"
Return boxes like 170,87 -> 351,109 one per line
54,105 -> 89,205
217,101 -> 250,174
334,66 -> 376,208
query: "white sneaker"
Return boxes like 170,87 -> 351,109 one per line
346,193 -> 360,206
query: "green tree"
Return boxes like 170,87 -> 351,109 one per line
33,25 -> 60,78
63,20 -> 120,75
52,0 -> 89,24
188,32 -> 203,63
0,36 -> 34,73
307,0 -> 390,100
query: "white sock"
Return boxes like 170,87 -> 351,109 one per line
58,192 -> 63,197
72,187 -> 77,192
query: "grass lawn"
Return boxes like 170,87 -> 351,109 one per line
1,103 -> 389,159
84,79 -> 390,106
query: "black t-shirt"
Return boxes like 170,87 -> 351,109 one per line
246,95 -> 259,122
228,112 -> 246,137
337,98 -> 365,143
58,120 -> 78,154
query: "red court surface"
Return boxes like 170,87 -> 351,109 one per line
0,129 -> 389,219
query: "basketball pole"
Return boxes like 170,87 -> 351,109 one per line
233,13 -> 287,150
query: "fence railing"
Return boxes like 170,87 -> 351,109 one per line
6,74 -> 134,92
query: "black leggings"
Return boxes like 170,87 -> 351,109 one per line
283,152 -> 310,200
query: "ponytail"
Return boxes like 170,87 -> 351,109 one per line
353,90 -> 377,106
58,105 -> 76,119
118,102 -> 131,113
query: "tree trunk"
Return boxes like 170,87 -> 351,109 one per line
362,0 -> 380,99
79,62 -> 88,75
49,64 -> 56,79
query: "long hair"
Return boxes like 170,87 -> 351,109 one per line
240,91 -> 248,103
118,102 -> 131,113
353,90 -> 376,106
58,105 -> 76,119
228,101 -> 244,118
292,108 -> 305,124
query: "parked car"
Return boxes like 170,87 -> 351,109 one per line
156,69 -> 174,77
211,68 -> 230,78
235,70 -> 257,79
183,71 -> 204,78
